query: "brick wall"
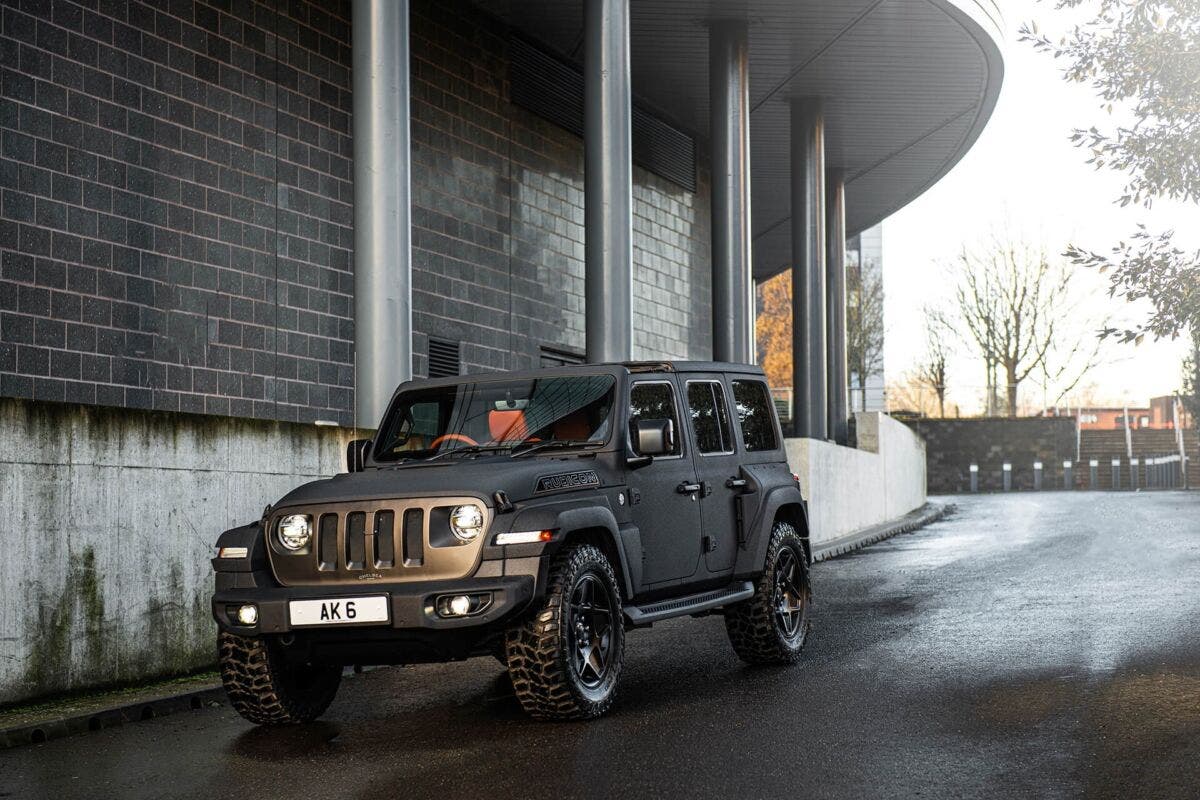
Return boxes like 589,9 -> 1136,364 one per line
2,0 -> 715,423
1,0 -> 355,423
905,417 -> 1077,493
408,0 -> 711,376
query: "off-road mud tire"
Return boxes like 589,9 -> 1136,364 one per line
218,632 -> 343,724
724,521 -> 812,664
504,544 -> 625,720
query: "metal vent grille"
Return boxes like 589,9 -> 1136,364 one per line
540,345 -> 585,368
428,338 -> 460,378
510,36 -> 697,192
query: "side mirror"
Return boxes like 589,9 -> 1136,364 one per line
635,419 -> 673,457
346,438 -> 372,473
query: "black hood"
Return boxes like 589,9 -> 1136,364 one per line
272,454 -> 620,510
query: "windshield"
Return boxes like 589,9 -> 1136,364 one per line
374,374 -> 616,461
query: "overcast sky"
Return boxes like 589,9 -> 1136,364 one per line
881,0 -> 1195,413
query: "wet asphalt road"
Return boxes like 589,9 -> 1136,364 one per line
5,492 -> 1200,800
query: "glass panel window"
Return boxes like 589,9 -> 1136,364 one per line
731,380 -> 779,452
374,375 -> 616,461
687,381 -> 733,454
629,382 -> 682,456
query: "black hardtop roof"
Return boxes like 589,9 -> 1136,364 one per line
387,360 -> 766,397
622,360 -> 767,375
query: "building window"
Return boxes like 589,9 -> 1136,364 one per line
428,339 -> 461,378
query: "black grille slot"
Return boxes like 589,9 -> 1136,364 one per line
510,35 -> 697,192
428,338 -> 460,378
346,512 -> 366,570
318,514 -> 338,570
374,510 -> 395,568
403,508 -> 424,567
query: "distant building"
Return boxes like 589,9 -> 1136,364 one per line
847,225 -> 885,412
1048,396 -> 1188,430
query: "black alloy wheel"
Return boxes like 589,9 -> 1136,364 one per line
724,520 -> 812,664
568,573 -> 616,690
772,546 -> 808,643
505,543 -> 626,719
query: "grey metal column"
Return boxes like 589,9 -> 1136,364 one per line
352,0 -> 411,426
825,172 -> 848,443
709,21 -> 753,364
789,100 -> 827,439
584,0 -> 633,363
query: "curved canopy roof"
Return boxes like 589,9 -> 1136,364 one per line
477,0 -> 1004,280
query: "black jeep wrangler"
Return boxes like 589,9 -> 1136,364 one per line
212,361 -> 811,722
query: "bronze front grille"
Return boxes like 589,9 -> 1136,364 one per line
267,497 -> 491,587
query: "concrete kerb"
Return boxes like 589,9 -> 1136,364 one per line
810,502 -> 952,563
1,680 -> 223,750
0,668 -> 390,750
3,504 -> 952,750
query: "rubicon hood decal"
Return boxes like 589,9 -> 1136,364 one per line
535,470 -> 601,494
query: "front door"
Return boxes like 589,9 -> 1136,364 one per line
683,376 -> 742,575
626,378 -> 703,587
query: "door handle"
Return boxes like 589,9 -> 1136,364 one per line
676,482 -> 701,494
726,478 -> 747,489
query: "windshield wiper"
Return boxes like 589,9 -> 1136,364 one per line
422,444 -> 511,462
510,439 -> 603,459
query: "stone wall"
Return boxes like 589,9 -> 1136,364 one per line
905,417 -> 1077,493
0,397 -> 360,704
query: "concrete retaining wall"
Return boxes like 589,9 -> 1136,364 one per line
0,398 -> 361,705
785,413 -> 927,547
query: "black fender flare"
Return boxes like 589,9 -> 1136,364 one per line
212,521 -> 267,572
733,485 -> 809,578
507,501 -> 637,599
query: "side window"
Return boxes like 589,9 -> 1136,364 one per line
629,381 -> 682,456
731,380 -> 779,452
686,381 -> 733,454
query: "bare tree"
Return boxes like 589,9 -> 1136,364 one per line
885,371 -> 939,418
916,307 -> 951,417
847,263 -> 884,411
951,235 -> 1104,416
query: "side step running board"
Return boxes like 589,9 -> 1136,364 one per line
624,581 -> 755,626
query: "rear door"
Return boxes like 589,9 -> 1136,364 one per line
625,377 -> 703,586
683,375 -> 741,575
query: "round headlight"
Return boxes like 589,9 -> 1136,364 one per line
278,514 -> 312,550
449,504 -> 484,542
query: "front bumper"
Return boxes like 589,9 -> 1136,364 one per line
212,574 -> 536,637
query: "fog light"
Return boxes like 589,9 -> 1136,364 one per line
236,604 -> 258,625
448,595 -> 471,616
435,593 -> 492,618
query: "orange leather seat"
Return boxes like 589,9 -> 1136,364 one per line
489,409 -> 529,442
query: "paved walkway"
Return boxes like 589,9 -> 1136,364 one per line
3,492 -> 1199,799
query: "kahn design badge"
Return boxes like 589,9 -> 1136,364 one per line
535,470 -> 601,494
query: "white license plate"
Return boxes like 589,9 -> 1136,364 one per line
288,596 -> 389,627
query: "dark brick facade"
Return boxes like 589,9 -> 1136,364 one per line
1,0 -> 355,423
1,0 -> 713,425
905,417 -> 1078,493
